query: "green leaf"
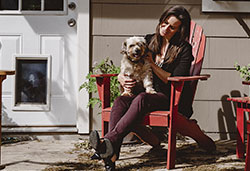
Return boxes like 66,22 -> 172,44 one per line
235,63 -> 250,82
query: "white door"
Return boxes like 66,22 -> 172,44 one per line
0,0 -> 83,132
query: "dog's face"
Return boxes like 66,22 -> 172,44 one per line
121,37 -> 147,62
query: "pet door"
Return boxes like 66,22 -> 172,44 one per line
13,54 -> 51,111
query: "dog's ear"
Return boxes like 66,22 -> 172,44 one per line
121,41 -> 127,54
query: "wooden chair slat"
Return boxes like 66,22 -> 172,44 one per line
191,24 -> 203,58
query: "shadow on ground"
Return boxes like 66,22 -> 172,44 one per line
42,140 -> 245,171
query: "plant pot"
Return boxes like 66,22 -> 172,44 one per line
243,81 -> 250,96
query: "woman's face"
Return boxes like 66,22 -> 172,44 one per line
159,15 -> 181,41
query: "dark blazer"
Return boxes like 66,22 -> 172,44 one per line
145,34 -> 194,118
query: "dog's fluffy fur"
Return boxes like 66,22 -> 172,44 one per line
120,36 -> 156,96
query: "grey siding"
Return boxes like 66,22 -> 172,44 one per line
90,0 -> 250,136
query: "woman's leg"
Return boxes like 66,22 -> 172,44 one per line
132,124 -> 161,147
108,95 -> 134,132
90,95 -> 134,159
105,92 -> 169,149
107,95 -> 135,160
131,92 -> 169,147
91,92 -> 169,165
109,94 -> 215,152
176,113 -> 216,151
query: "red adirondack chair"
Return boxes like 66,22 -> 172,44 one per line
91,21 -> 210,170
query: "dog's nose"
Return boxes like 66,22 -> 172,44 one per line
135,49 -> 141,54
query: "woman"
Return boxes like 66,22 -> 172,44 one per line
89,5 -> 216,171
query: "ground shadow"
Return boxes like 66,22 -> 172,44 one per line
117,140 -> 244,170
40,140 -> 245,171
3,160 -> 104,171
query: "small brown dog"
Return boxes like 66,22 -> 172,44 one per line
120,36 -> 156,96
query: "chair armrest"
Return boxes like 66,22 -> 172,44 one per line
0,70 -> 15,75
91,74 -> 118,78
90,73 -> 210,109
167,74 -> 210,82
167,74 -> 210,112
242,81 -> 250,85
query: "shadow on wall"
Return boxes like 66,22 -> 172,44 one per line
218,90 -> 248,140
2,104 -> 18,126
2,105 -> 38,143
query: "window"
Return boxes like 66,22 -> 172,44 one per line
202,0 -> 250,13
0,0 -> 67,15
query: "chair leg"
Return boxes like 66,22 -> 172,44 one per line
101,120 -> 105,138
246,133 -> 250,171
245,121 -> 250,171
102,120 -> 109,138
167,127 -> 176,169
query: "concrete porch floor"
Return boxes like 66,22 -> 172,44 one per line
0,134 -> 246,171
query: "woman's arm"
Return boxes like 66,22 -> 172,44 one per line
147,43 -> 193,83
171,43 -> 193,76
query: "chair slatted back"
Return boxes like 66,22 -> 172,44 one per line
188,21 -> 206,102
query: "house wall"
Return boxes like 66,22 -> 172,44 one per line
90,0 -> 250,139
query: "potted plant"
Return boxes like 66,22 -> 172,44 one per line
235,63 -> 250,96
79,58 -> 120,109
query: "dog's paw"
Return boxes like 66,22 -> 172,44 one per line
121,91 -> 134,97
146,88 -> 157,94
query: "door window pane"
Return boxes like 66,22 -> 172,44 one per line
22,0 -> 41,11
44,0 -> 63,11
0,0 -> 18,10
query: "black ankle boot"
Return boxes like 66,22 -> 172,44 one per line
90,152 -> 101,160
104,158 -> 115,171
89,131 -> 114,159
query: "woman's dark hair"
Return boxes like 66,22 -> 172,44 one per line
148,6 -> 191,64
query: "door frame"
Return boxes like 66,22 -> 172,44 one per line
76,0 -> 90,134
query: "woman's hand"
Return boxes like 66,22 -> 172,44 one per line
118,73 -> 136,90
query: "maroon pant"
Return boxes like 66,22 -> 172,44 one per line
104,92 -> 169,158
